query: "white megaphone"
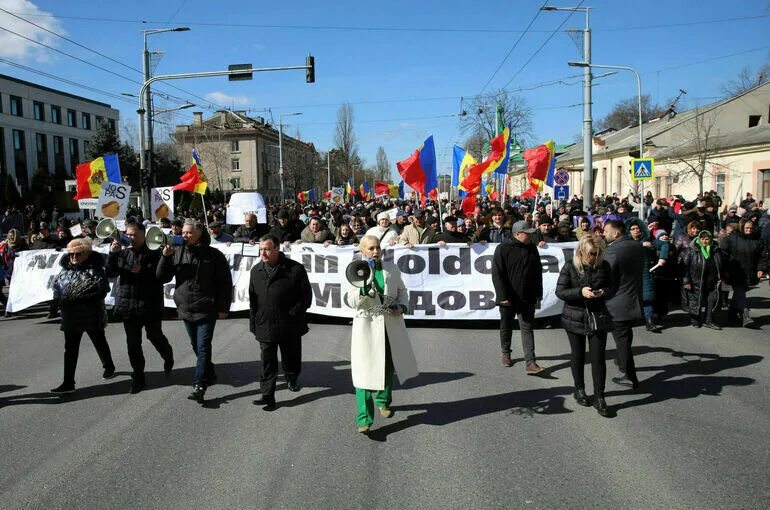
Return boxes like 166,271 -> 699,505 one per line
145,226 -> 168,251
345,259 -> 376,296
95,218 -> 122,242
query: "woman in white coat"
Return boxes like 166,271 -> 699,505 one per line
346,235 -> 418,434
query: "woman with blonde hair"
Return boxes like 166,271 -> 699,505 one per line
50,238 -> 115,394
555,235 -> 614,417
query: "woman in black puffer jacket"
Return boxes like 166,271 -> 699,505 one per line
720,218 -> 768,326
555,235 -> 614,417
50,238 -> 115,394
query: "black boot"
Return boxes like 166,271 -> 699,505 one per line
573,388 -> 590,407
645,317 -> 662,332
594,396 -> 610,417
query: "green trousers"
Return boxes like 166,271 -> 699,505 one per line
355,338 -> 393,427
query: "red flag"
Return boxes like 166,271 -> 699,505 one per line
324,190 -> 332,199
429,188 -> 438,201
461,193 -> 477,215
396,150 -> 426,194
374,181 -> 390,197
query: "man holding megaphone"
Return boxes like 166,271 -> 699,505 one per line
107,221 -> 174,394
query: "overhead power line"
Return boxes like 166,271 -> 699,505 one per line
6,11 -> 769,32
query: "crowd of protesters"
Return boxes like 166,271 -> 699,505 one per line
1,188 -> 768,419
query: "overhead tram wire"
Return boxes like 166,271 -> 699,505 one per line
0,7 -> 228,113
6,12 -> 770,33
500,0 -> 584,90
477,1 -> 548,95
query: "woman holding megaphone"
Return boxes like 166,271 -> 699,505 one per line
345,235 -> 418,434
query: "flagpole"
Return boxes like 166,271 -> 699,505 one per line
199,193 -> 209,228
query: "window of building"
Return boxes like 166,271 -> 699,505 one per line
53,136 -> 63,155
53,135 -> 65,177
715,172 -> 726,197
51,105 -> 62,124
231,177 -> 241,189
10,96 -> 23,117
231,140 -> 240,153
231,158 -> 240,171
83,140 -> 90,155
33,101 -> 45,121
12,129 -> 24,150
0,128 -> 5,173
95,116 -> 103,129
81,112 -> 91,130
0,93 -> 3,113
748,115 -> 761,128
36,133 -> 48,171
108,119 -> 116,132
67,109 -> 77,127
69,138 -> 79,161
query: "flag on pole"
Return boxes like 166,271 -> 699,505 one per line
73,154 -> 121,200
543,140 -> 557,188
173,149 -> 208,194
397,135 -> 437,195
520,142 -> 554,198
346,178 -> 356,199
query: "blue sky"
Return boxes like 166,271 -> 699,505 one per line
1,0 -> 769,182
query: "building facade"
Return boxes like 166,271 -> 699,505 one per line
0,74 -> 120,194
554,82 -> 770,203
173,110 -> 316,204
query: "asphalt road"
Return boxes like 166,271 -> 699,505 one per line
1,286 -> 769,509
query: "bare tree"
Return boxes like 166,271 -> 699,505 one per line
671,107 -> 723,196
720,59 -> 770,97
594,94 -> 665,132
375,146 -> 390,181
460,89 -> 533,156
334,103 -> 359,178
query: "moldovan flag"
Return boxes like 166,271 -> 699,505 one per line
374,181 -> 391,197
297,189 -> 316,202
520,142 -> 554,198
397,135 -> 437,195
173,149 -> 208,194
346,178 -> 356,198
73,154 -> 121,200
453,145 -> 477,198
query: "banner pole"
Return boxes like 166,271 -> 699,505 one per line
199,193 -> 209,228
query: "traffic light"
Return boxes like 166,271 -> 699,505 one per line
306,55 -> 315,83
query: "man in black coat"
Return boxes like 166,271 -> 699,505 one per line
603,220 -> 644,389
157,219 -> 233,402
108,222 -> 174,394
233,212 -> 267,244
268,209 -> 301,244
249,234 -> 312,410
491,220 -> 544,374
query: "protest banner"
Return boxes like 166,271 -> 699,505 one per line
7,243 -> 576,320
330,187 -> 344,204
151,187 -> 174,222
95,182 -> 131,220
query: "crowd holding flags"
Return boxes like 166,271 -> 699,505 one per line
297,189 -> 316,203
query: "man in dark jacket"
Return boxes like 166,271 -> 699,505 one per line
436,216 -> 471,245
233,212 -> 266,244
249,234 -> 312,410
108,222 -> 174,394
491,220 -> 544,374
269,209 -> 301,244
157,219 -> 233,402
603,220 -> 644,389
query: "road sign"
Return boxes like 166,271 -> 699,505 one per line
554,185 -> 570,201
554,169 -> 570,186
228,64 -> 253,81
632,158 -> 654,181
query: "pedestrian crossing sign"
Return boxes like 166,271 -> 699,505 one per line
631,158 -> 654,181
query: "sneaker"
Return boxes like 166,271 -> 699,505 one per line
287,379 -> 301,392
129,380 -> 145,394
703,322 -> 722,330
525,363 -> 544,375
742,315 -> 754,328
502,354 -> 513,367
379,407 -> 394,418
188,385 -> 206,403
357,425 -> 370,434
50,383 -> 75,394
102,367 -> 116,380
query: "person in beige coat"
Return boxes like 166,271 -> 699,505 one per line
345,235 -> 418,434
398,209 -> 438,248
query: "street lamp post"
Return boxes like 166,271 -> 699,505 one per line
569,61 -> 644,219
139,27 -> 189,214
278,112 -> 302,203
542,5 -> 592,211
137,60 -> 315,212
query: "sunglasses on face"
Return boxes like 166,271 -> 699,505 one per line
587,251 -> 599,257
69,252 -> 85,259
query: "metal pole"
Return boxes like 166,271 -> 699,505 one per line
327,151 -> 331,191
137,107 -> 147,213
278,119 -> 285,203
634,70 -> 645,220
142,34 -> 153,216
582,9 -> 593,212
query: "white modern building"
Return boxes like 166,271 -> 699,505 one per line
0,74 -> 120,194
